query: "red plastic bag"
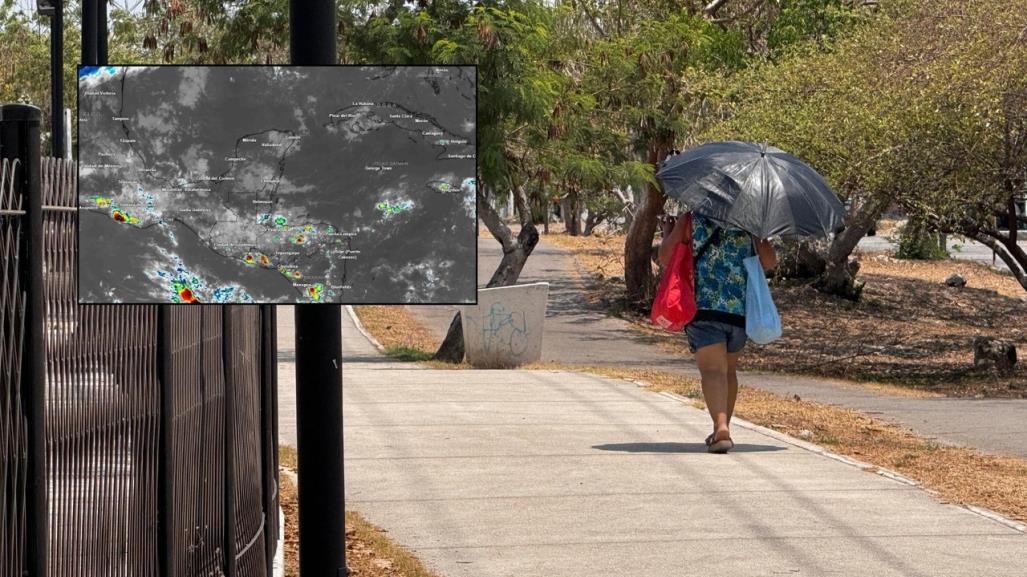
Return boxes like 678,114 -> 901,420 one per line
650,214 -> 697,332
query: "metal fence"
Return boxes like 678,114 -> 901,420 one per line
1,105 -> 278,577
0,155 -> 30,577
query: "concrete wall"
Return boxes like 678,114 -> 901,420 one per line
460,282 -> 549,368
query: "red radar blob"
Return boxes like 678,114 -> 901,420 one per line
179,288 -> 198,303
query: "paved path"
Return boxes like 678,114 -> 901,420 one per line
857,234 -> 1027,273
406,237 -> 1027,458
276,304 -> 392,447
330,322 -> 1027,577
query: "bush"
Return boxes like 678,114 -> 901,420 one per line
896,220 -> 948,260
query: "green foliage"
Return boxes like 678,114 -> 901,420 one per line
385,345 -> 435,362
704,0 -> 1027,230
695,0 -> 1027,289
765,0 -> 872,55
0,2 -> 84,153
16,0 -> 1018,278
896,220 -> 948,261
698,9 -> 906,203
339,1 -> 560,192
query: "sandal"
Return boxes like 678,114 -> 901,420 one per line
705,433 -> 715,446
708,436 -> 734,454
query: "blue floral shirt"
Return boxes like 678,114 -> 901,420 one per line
692,213 -> 753,318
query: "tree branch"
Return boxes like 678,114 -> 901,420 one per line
610,186 -> 636,216
703,0 -> 733,17
513,183 -> 533,228
972,230 -> 1027,291
712,0 -> 767,24
577,0 -> 607,37
477,186 -> 516,253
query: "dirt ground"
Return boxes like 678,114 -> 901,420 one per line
742,259 -> 1027,396
546,232 -> 1027,397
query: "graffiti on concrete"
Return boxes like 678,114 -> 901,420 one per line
480,303 -> 529,356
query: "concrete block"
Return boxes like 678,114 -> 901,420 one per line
460,282 -> 549,368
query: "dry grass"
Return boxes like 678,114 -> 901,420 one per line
341,512 -> 445,577
857,250 -> 1023,297
280,469 -> 299,577
545,230 -> 626,285
874,218 -> 903,237
524,364 -> 1027,523
546,231 -> 1027,397
739,273 -> 1027,396
352,305 -> 441,360
279,444 -> 298,470
280,447 -> 444,577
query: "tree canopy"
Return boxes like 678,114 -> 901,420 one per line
2,0 -> 1024,291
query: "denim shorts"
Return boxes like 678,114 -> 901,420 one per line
685,319 -> 748,354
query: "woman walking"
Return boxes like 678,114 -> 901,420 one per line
658,211 -> 777,454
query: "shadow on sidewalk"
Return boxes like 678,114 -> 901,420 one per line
593,442 -> 787,454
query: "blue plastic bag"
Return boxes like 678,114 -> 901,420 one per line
744,254 -> 782,344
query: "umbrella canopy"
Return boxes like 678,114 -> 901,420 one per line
656,141 -> 844,238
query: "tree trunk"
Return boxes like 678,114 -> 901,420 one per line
561,189 -> 581,235
776,238 -> 829,279
433,312 -> 466,362
974,229 -> 1027,292
583,210 -> 604,236
624,145 -> 670,307
1007,186 -> 1019,244
433,182 -> 541,362
814,195 -> 888,300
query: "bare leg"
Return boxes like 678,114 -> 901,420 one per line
695,343 -> 731,442
726,351 -> 741,426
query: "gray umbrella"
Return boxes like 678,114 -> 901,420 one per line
656,141 -> 844,238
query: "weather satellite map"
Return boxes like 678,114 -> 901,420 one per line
78,65 -> 476,303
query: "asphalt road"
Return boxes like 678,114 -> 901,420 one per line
857,234 -> 1027,273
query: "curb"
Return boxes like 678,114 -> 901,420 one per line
345,305 -> 387,353
273,468 -> 296,577
651,386 -> 1027,534
272,504 -> 285,577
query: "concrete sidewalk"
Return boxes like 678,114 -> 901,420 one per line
276,304 -> 391,446
408,237 -> 1027,459
273,306 -> 1026,575
342,361 -> 1026,577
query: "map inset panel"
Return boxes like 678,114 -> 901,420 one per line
78,66 -> 476,304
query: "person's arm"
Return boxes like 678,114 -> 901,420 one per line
658,214 -> 690,269
753,237 -> 777,272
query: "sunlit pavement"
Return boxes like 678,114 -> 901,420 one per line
277,307 -> 1026,577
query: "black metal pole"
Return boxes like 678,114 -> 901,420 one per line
295,306 -> 345,577
1,104 -> 46,577
97,0 -> 108,65
290,3 -> 345,576
81,0 -> 97,66
290,0 -> 337,65
49,1 -> 64,158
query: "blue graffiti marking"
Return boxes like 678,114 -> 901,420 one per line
480,303 -> 528,356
